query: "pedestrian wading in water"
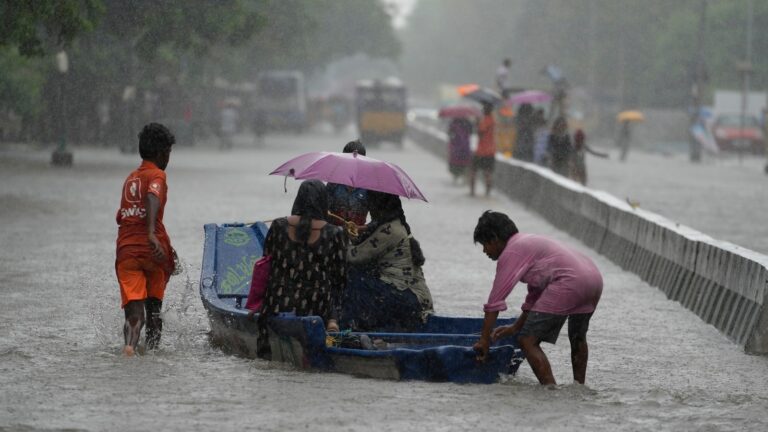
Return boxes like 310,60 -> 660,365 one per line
115,123 -> 176,356
472,211 -> 603,385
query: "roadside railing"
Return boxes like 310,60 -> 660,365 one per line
408,119 -> 768,354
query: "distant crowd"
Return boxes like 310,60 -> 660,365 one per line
445,58 -> 609,197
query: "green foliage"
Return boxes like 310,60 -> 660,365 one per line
0,0 -> 102,56
0,0 -> 400,140
0,47 -> 46,117
99,0 -> 264,61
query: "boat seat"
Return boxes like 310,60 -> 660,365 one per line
213,223 -> 268,301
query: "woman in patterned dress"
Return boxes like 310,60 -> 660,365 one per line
256,180 -> 347,359
340,191 -> 434,332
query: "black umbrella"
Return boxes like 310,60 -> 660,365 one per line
462,87 -> 501,105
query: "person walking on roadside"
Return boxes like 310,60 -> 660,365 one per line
547,116 -> 574,177
115,123 -> 176,356
496,58 -> 513,99
472,211 -> 603,385
531,109 -> 549,165
617,120 -> 632,162
571,129 -> 608,185
447,117 -> 473,183
469,103 -> 496,197
513,103 -> 535,162
219,102 -> 239,150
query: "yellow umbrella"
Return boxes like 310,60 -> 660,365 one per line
617,110 -> 644,122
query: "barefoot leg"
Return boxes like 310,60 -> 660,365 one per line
144,297 -> 163,350
123,300 -> 145,355
519,335 -> 556,385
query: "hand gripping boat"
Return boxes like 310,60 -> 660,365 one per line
200,222 -> 525,383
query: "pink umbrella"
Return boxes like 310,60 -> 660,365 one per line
270,151 -> 428,201
507,90 -> 552,105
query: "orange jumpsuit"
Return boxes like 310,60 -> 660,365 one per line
115,160 -> 173,307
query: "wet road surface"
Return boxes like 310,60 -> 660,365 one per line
1,131 -> 767,431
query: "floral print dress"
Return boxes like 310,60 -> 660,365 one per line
257,218 -> 346,357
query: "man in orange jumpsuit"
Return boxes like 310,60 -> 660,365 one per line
115,123 -> 175,356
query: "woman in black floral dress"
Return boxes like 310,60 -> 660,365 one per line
256,180 -> 347,359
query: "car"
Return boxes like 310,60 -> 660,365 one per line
711,113 -> 765,154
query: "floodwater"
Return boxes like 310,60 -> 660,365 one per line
587,149 -> 768,255
1,131 -> 768,431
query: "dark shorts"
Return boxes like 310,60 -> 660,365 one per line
472,155 -> 495,171
517,311 -> 594,345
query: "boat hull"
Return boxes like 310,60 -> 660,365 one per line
200,222 -> 525,383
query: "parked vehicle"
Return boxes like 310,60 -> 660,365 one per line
355,78 -> 407,147
200,222 -> 525,383
711,113 -> 764,154
255,70 -> 308,133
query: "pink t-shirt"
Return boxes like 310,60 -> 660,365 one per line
484,234 -> 603,315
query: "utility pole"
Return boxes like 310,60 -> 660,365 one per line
51,51 -> 73,167
689,0 -> 707,163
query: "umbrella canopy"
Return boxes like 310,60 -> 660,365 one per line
270,151 -> 428,201
466,89 -> 502,106
617,110 -> 645,122
507,90 -> 552,105
458,84 -> 501,105
438,103 -> 482,119
456,83 -> 480,96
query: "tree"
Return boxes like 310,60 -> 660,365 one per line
0,0 -> 102,56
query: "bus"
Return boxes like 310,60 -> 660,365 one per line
255,70 -> 308,133
355,78 -> 407,147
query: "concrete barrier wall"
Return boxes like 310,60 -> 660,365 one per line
408,120 -> 768,353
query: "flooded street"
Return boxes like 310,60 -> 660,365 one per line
587,149 -> 768,255
2,131 -> 768,431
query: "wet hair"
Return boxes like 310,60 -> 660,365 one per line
367,191 -> 425,266
518,103 -> 534,120
473,210 -> 519,244
139,123 -> 175,160
343,139 -> 366,156
290,180 -> 329,244
482,103 -> 494,115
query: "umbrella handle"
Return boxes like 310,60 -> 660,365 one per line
327,211 -> 359,238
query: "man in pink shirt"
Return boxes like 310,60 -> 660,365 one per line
472,211 -> 602,385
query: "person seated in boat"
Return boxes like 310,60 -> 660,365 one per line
471,211 -> 603,385
340,190 -> 434,332
326,140 -> 369,236
256,180 -> 347,359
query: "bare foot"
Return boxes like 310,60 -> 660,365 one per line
122,345 -> 135,357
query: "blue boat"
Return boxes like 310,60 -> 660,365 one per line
200,222 -> 525,383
